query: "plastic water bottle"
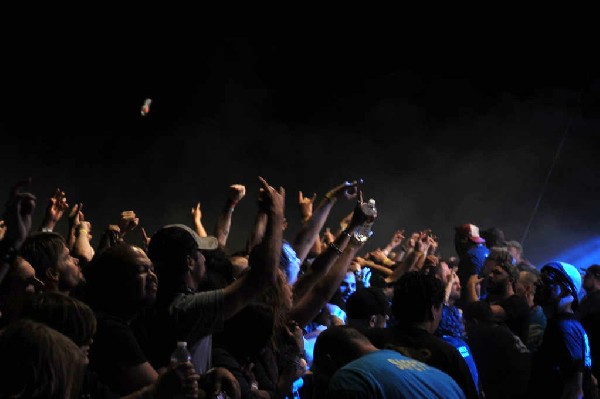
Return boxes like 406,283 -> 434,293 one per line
353,199 -> 377,242
170,341 -> 191,364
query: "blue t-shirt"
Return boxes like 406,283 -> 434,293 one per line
327,349 -> 466,399
440,335 -> 481,397
532,313 -> 593,398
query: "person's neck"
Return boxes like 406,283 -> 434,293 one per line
411,321 -> 435,334
556,297 -> 574,314
587,286 -> 600,295
489,283 -> 514,303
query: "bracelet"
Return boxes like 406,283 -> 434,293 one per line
329,242 -> 343,255
77,229 -> 89,236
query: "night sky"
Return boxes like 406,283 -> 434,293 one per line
2,27 -> 600,267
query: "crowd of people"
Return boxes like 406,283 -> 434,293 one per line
0,177 -> 598,398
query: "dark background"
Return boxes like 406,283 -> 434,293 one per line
2,26 -> 600,267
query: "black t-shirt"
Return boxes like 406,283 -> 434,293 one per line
88,313 -> 148,395
366,325 -> 480,399
467,322 -> 531,399
495,295 -> 530,343
80,369 -> 120,399
531,313 -> 593,398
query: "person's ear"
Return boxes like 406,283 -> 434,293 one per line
186,254 -> 196,272
369,315 -> 377,328
45,267 -> 59,282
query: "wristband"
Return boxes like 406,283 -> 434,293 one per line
329,242 -> 343,255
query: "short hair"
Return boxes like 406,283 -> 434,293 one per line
84,244 -> 146,313
519,270 -> 539,289
392,272 -> 444,323
313,326 -> 371,373
346,287 -> 389,319
488,247 -> 519,282
148,225 -> 199,286
21,292 -> 97,347
506,240 -> 523,252
0,319 -> 85,399
20,232 -> 66,278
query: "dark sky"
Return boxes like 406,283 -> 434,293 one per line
2,28 -> 600,266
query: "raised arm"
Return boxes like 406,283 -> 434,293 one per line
0,180 -> 36,286
214,184 -> 246,250
191,202 -> 208,238
67,203 -> 84,250
289,192 -> 375,327
39,188 -> 69,233
245,187 -> 269,254
71,220 -> 95,265
292,179 -> 360,264
222,177 -> 284,319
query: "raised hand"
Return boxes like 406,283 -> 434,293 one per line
348,190 -> 376,231
322,227 -> 335,245
257,176 -> 285,217
140,227 -> 151,251
0,220 -> 5,241
298,191 -> 316,221
3,179 -> 36,249
325,179 -> 363,201
415,231 -> 432,253
118,211 -> 139,237
68,203 -> 85,226
38,188 -> 68,232
389,230 -> 405,248
370,248 -> 389,264
228,184 -> 246,205
191,202 -> 202,225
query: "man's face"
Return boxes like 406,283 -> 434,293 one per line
0,257 -> 44,322
534,271 -> 562,308
582,272 -> 598,292
193,249 -> 207,283
11,256 -> 44,294
130,247 -> 158,305
508,246 -> 521,262
487,266 -> 510,294
437,261 -> 451,283
450,279 -> 461,302
339,272 -> 357,303
56,244 -> 84,291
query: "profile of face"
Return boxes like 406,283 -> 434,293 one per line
12,256 -> 44,294
437,261 -> 451,284
339,272 -> 357,303
431,304 -> 443,332
0,257 -> 44,323
129,247 -> 158,305
449,279 -> 461,302
507,246 -> 521,262
56,244 -> 84,291
583,272 -> 596,292
534,271 -> 562,308
486,266 -> 510,294
191,249 -> 207,284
